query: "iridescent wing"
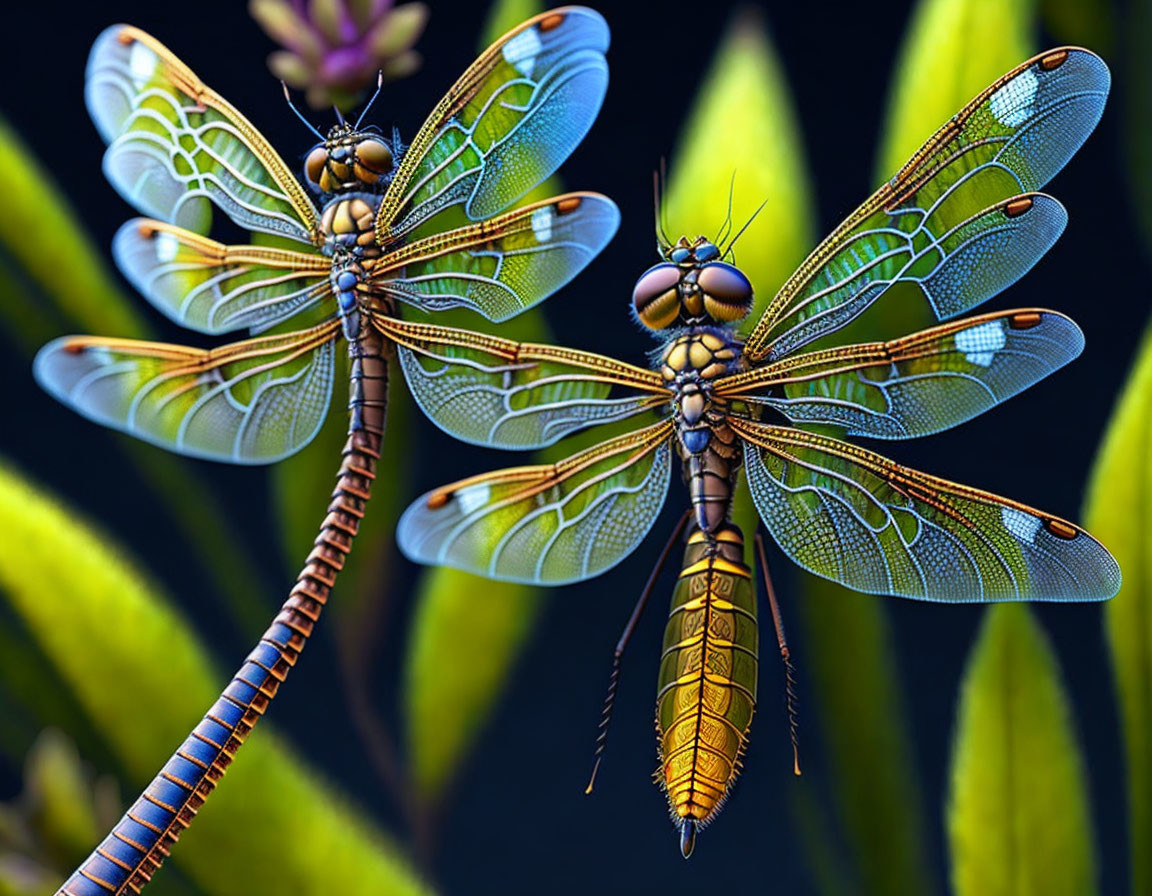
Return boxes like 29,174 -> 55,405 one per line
86,25 -> 321,244
397,421 -> 674,584
374,7 -> 609,242
376,315 -> 667,449
114,219 -> 332,334
732,418 -> 1120,601
718,310 -> 1081,439
34,321 -> 340,464
367,192 -> 619,321
744,48 -> 1109,362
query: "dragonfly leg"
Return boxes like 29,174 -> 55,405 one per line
585,510 -> 691,795
754,531 -> 801,776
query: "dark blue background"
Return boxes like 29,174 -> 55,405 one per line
0,1 -> 1141,893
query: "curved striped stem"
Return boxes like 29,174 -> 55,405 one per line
57,330 -> 388,895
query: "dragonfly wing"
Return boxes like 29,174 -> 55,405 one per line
733,419 -> 1120,602
375,7 -> 609,241
87,25 -> 321,243
377,316 -> 667,449
719,310 -> 1082,439
34,321 -> 340,464
744,47 -> 1109,361
397,421 -> 674,584
371,193 -> 619,321
114,219 -> 332,334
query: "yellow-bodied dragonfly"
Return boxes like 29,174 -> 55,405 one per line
394,47 -> 1121,856
35,8 -> 617,894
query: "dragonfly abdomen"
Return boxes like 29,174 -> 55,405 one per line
656,524 -> 758,856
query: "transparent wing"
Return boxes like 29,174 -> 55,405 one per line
375,7 -> 609,241
719,310 -> 1082,439
733,419 -> 1120,602
397,421 -> 674,584
34,321 -> 340,464
368,193 -> 619,321
377,315 -> 667,449
87,25 -> 321,243
745,46 -> 1109,361
114,219 -> 332,334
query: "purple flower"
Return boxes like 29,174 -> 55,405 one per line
250,0 -> 429,109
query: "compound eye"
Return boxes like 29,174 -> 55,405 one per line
305,146 -> 328,188
670,247 -> 692,263
698,262 -> 753,322
356,138 -> 393,174
632,263 -> 682,330
694,242 -> 720,262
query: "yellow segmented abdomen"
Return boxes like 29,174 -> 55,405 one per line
656,525 -> 758,844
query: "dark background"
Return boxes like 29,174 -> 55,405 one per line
0,1 -> 1141,893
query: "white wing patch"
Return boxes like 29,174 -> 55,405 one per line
502,27 -> 543,77
154,231 -> 180,263
954,320 -> 1006,367
530,206 -> 554,242
1001,506 -> 1042,543
128,41 -> 159,87
456,483 -> 492,515
989,68 -> 1039,128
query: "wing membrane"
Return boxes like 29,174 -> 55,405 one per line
87,25 -> 321,243
114,219 -> 332,334
34,321 -> 340,464
733,419 -> 1120,601
745,47 -> 1109,361
720,310 -> 1082,438
375,7 -> 609,240
397,421 -> 674,584
377,315 -> 667,449
368,192 -> 619,321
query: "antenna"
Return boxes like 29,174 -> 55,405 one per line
333,105 -> 347,126
355,71 -> 385,129
652,169 -> 671,251
280,81 -> 324,139
723,197 -> 768,259
716,171 -> 737,246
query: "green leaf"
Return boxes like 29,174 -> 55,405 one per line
662,7 -> 814,314
875,0 -> 1035,183
0,458 -> 431,896
403,568 -> 541,801
1122,0 -> 1152,254
947,604 -> 1097,896
1083,320 -> 1152,896
1039,0 -> 1112,57
795,576 -> 941,896
480,0 -> 541,43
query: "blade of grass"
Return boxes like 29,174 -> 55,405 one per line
947,604 -> 1097,896
0,457 -> 431,896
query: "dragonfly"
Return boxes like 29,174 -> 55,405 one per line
394,46 -> 1122,856
34,9 -> 616,895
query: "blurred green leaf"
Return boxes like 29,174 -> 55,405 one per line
481,0 -> 543,47
1083,320 -> 1152,896
0,458 -> 431,896
796,577 -> 940,896
1123,0 -> 1152,255
403,568 -> 541,800
875,0 -> 1035,182
663,7 -> 814,313
947,604 -> 1097,896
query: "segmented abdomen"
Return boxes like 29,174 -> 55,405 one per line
656,524 -> 758,831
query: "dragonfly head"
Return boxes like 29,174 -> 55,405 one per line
632,236 -> 754,330
305,126 -> 395,194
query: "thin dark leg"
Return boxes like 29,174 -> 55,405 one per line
754,531 -> 801,776
585,510 -> 692,794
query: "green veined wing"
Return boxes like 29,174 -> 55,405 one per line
374,6 -> 609,242
114,219 -> 333,334
397,420 -> 674,584
367,192 -> 619,321
743,48 -> 1109,362
717,310 -> 1081,439
87,25 -> 322,244
376,315 -> 667,449
732,418 -> 1120,602
34,321 -> 339,464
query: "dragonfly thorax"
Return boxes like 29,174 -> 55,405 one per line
320,194 -> 384,259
